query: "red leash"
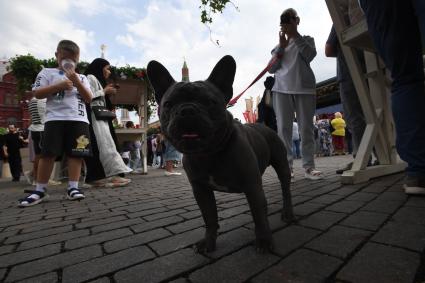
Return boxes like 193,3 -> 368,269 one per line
227,55 -> 280,107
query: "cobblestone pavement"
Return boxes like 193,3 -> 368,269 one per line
0,155 -> 424,283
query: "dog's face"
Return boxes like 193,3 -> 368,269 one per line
147,56 -> 236,154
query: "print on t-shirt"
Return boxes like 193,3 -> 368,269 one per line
32,68 -> 92,124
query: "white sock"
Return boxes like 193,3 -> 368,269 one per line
68,181 -> 78,190
35,183 -> 47,192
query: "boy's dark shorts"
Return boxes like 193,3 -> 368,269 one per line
30,131 -> 43,155
41,121 -> 92,158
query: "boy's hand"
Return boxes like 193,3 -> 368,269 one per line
65,70 -> 80,86
104,84 -> 117,95
56,79 -> 73,91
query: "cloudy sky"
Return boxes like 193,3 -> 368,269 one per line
0,0 -> 336,122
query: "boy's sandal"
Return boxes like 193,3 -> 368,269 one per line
18,190 -> 48,207
305,168 -> 324,180
67,188 -> 85,200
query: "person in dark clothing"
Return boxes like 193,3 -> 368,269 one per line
256,76 -> 277,132
4,125 -> 27,181
0,133 -> 6,178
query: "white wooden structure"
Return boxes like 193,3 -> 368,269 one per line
110,78 -> 150,174
325,0 -> 406,184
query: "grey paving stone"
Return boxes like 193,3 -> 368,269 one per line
0,244 -> 15,255
208,227 -> 254,259
290,195 -> 312,205
114,248 -> 209,283
104,228 -> 172,253
329,186 -> 359,196
4,226 -> 73,244
218,205 -> 251,219
252,249 -> 343,283
5,245 -> 102,282
18,229 -> 90,250
91,218 -> 145,234
4,218 -> 65,232
131,215 -> 184,233
127,207 -> 168,218
189,246 -> 279,283
392,207 -> 425,226
0,269 -> 5,282
272,225 -> 321,257
87,277 -> 110,283
65,228 -> 133,250
326,200 -> 364,213
346,192 -> 376,202
166,217 -> 204,234
62,246 -> 155,283
15,272 -> 58,283
167,278 -> 188,283
340,210 -> 389,231
75,215 -> 127,229
361,185 -> 388,194
179,210 -> 202,219
310,194 -> 345,205
0,243 -> 60,267
378,191 -> 408,202
306,225 -> 371,259
299,210 -> 346,230
405,197 -> 425,208
144,209 -> 187,221
372,222 -> 425,252
217,214 -> 253,233
301,183 -> 342,196
337,242 -> 420,283
149,227 -> 204,255
0,229 -> 19,242
293,203 -> 324,216
361,199 -> 403,214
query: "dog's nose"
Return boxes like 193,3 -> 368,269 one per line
179,105 -> 199,117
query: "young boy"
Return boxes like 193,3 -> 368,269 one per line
18,40 -> 93,207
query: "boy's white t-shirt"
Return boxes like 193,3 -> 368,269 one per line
33,68 -> 92,124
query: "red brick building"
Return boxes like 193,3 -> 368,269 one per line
0,72 -> 31,129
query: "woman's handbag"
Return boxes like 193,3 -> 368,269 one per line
92,105 -> 116,120
91,95 -> 116,120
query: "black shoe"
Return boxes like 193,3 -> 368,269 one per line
336,162 -> 353,174
404,175 -> 425,195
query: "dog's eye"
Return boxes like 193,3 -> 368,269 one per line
163,101 -> 172,108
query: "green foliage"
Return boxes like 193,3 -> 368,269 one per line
0,127 -> 7,135
8,54 -> 43,94
200,0 -> 233,24
7,54 -> 156,121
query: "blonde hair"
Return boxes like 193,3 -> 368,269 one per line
334,112 -> 342,118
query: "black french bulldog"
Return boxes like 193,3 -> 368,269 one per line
147,55 -> 294,253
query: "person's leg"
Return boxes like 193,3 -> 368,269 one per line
361,0 -> 425,180
9,155 -> 20,181
339,79 -> 366,155
64,121 -> 92,200
272,92 -> 295,168
294,94 -> 316,169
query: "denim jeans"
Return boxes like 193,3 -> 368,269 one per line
360,0 -> 425,177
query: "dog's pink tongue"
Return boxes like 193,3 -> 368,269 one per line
182,133 -> 199,139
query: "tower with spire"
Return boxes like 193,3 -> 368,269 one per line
182,58 -> 189,82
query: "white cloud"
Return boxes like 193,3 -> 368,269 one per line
1,0 -> 337,122
0,0 -> 95,61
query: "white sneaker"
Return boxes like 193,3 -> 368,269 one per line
304,168 -> 324,180
164,171 -> 182,176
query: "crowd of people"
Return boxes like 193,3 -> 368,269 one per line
2,0 -> 425,207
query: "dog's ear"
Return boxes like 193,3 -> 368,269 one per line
147,60 -> 176,104
207,55 -> 236,104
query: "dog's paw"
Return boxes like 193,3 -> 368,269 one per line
255,238 -> 274,253
194,238 -> 216,254
281,211 -> 296,223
